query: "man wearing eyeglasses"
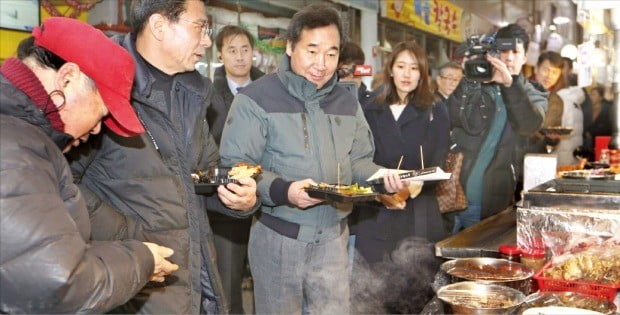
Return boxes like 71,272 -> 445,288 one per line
435,61 -> 463,101
67,0 -> 259,314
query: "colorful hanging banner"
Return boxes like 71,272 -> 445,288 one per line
383,0 -> 464,42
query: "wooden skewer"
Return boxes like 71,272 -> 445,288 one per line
396,155 -> 404,170
419,145 -> 424,169
337,163 -> 340,188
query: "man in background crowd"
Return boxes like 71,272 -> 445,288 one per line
67,0 -> 259,313
435,61 -> 463,101
337,41 -> 372,103
208,25 -> 264,144
1,17 -> 177,313
585,86 -> 614,156
207,24 -> 264,314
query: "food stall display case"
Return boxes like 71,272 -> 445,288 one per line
517,178 -> 620,255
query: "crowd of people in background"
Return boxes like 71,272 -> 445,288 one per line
0,0 -> 615,314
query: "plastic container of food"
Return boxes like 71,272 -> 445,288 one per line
498,244 -> 521,263
521,249 -> 546,272
534,263 -> 620,302
517,291 -> 616,314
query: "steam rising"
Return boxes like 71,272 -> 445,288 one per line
350,237 -> 441,314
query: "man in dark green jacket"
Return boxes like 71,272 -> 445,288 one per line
67,1 -> 259,313
219,4 -> 406,314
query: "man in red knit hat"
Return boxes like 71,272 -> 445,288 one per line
0,17 -> 178,313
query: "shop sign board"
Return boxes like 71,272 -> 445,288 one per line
382,0 -> 463,42
577,41 -> 593,87
332,0 -> 379,12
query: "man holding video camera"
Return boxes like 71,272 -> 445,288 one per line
447,24 -> 548,232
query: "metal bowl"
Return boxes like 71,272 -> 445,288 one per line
440,258 -> 535,294
437,281 -> 526,314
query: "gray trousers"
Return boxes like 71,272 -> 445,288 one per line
248,220 -> 350,315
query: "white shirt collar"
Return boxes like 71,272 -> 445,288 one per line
226,76 -> 252,95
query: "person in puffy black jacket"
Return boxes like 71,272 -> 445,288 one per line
448,24 -> 548,232
67,1 -> 259,313
0,18 -> 178,313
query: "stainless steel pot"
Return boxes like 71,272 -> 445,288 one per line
437,281 -> 526,314
440,257 -> 535,294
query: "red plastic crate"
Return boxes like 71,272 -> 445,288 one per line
534,262 -> 620,302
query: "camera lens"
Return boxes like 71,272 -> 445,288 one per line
465,58 -> 493,81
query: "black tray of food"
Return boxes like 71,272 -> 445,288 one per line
559,169 -> 616,180
585,162 -> 610,169
304,184 -> 378,203
539,127 -> 573,136
366,167 -> 441,188
192,167 -> 237,194
192,164 -> 261,194
194,180 -> 241,194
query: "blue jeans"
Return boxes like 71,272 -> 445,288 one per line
453,203 -> 482,233
249,220 -> 350,314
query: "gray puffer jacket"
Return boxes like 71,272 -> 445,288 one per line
0,72 -> 154,313
220,56 -> 379,242
67,34 -> 258,314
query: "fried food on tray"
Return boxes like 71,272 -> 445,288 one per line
308,183 -> 374,195
543,245 -> 620,284
229,163 -> 262,179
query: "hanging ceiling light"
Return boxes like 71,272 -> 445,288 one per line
553,16 -> 570,25
560,44 -> 578,60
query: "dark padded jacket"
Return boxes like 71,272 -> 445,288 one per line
0,73 -> 153,313
67,34 -> 257,314
208,66 -> 264,225
447,74 -> 548,219
207,65 -> 264,144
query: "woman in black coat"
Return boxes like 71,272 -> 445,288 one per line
350,41 -> 450,265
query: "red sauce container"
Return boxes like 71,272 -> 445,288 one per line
498,244 -> 521,263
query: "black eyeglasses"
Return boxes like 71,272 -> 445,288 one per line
179,18 -> 212,38
439,75 -> 462,83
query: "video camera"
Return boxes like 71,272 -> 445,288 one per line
337,64 -> 373,78
460,34 -> 517,81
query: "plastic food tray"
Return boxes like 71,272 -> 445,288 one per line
194,178 -> 240,194
193,167 -> 245,194
304,187 -> 378,203
539,127 -> 573,136
367,167 -> 441,187
534,262 -> 619,302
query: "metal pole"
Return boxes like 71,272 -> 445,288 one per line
609,8 -> 620,149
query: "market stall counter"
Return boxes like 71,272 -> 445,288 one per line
435,206 -> 516,259
428,178 -> 620,314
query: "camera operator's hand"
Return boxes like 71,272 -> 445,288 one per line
486,55 -> 513,87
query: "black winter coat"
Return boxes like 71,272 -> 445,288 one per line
67,34 -> 257,314
350,90 -> 450,263
448,75 -> 548,219
0,73 -> 154,313
207,65 -> 264,226
207,65 -> 264,144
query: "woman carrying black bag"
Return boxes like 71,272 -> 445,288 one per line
349,41 -> 451,261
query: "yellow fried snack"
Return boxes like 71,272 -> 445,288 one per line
228,163 -> 262,179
